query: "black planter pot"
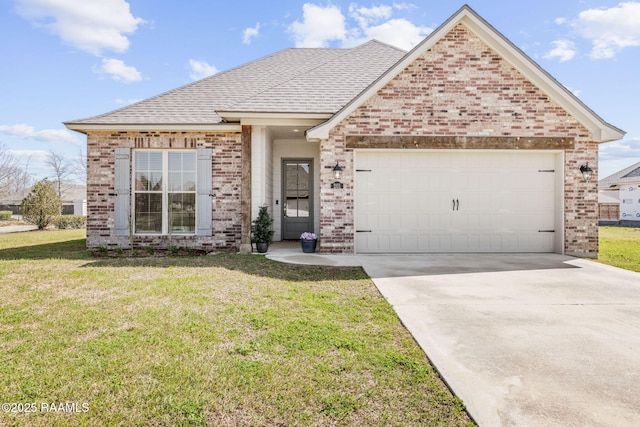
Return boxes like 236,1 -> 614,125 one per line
255,242 -> 269,253
301,239 -> 317,253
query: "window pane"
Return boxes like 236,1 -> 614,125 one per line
182,152 -> 195,170
183,172 -> 196,191
298,197 -> 309,217
135,152 -> 163,191
148,152 -> 162,170
168,152 -> 196,191
135,193 -> 162,234
168,152 -> 181,171
135,151 -> 148,171
169,193 -> 195,233
168,172 -> 182,192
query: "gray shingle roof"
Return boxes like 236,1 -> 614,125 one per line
599,161 -> 640,189
66,40 -> 406,125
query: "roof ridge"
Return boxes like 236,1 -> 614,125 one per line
220,42 -> 381,112
361,38 -> 408,54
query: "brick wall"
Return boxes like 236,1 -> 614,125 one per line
86,131 -> 242,250
320,23 -> 598,257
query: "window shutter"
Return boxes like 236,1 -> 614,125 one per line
196,148 -> 213,236
114,147 -> 131,236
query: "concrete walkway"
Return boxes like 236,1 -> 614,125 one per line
0,224 -> 38,234
267,245 -> 640,426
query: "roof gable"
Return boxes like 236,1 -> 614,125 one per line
599,161 -> 640,188
306,5 -> 624,143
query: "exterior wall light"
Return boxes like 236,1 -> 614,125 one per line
580,162 -> 593,182
331,162 -> 344,189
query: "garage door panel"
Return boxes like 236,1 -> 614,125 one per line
355,151 -> 558,253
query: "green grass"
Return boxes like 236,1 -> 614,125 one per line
0,230 -> 473,426
598,226 -> 640,272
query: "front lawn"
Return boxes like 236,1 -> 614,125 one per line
0,230 -> 472,426
598,226 -> 640,272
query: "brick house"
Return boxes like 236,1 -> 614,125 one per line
65,5 -> 624,257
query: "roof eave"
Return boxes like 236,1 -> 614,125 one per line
217,111 -> 332,120
64,122 -> 243,134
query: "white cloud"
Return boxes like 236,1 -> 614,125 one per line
555,17 -> 567,25
115,98 -> 142,105
573,2 -> 640,59
599,138 -> 640,161
392,3 -> 417,12
359,18 -> 431,51
289,3 -> 346,47
96,58 -> 142,82
349,4 -> 393,28
243,23 -> 261,45
289,2 -> 431,50
0,124 -> 83,145
7,149 -> 50,163
15,0 -> 144,56
189,60 -> 218,81
545,39 -> 577,62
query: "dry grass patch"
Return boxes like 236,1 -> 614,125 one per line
0,230 -> 473,426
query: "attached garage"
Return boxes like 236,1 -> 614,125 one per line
354,150 -> 564,253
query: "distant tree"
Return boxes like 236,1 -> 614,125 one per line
46,150 -> 73,199
20,179 -> 62,229
73,148 -> 87,184
0,143 -> 32,199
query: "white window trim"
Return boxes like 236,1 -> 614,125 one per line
132,149 -> 197,236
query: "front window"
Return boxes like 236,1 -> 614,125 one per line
134,150 -> 196,234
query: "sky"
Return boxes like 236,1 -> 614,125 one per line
1,0 -> 640,183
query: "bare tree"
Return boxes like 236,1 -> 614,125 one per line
73,148 -> 87,184
0,143 -> 33,200
46,150 -> 73,199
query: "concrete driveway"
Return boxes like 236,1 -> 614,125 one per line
361,254 -> 640,427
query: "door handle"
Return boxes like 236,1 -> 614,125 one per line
456,199 -> 459,211
453,199 -> 456,211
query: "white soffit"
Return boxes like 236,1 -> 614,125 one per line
64,123 -> 243,134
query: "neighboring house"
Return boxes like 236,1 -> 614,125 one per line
599,161 -> 640,224
598,191 -> 620,223
65,6 -> 624,258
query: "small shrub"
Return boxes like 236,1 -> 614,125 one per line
145,246 -> 155,255
55,215 -> 87,229
251,205 -> 274,244
168,245 -> 179,255
0,210 -> 12,220
97,246 -> 108,254
21,179 -> 62,229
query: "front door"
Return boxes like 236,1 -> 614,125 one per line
282,159 -> 313,239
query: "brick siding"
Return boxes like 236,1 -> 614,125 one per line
86,131 -> 242,250
319,23 -> 598,257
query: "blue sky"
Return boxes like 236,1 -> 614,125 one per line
1,0 -> 639,182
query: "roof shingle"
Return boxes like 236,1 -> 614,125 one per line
66,40 -> 406,125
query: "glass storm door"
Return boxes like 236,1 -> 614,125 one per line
282,159 -> 313,239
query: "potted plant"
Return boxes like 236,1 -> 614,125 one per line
300,232 -> 318,253
252,205 -> 274,253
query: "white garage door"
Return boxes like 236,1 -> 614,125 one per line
355,151 -> 558,253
